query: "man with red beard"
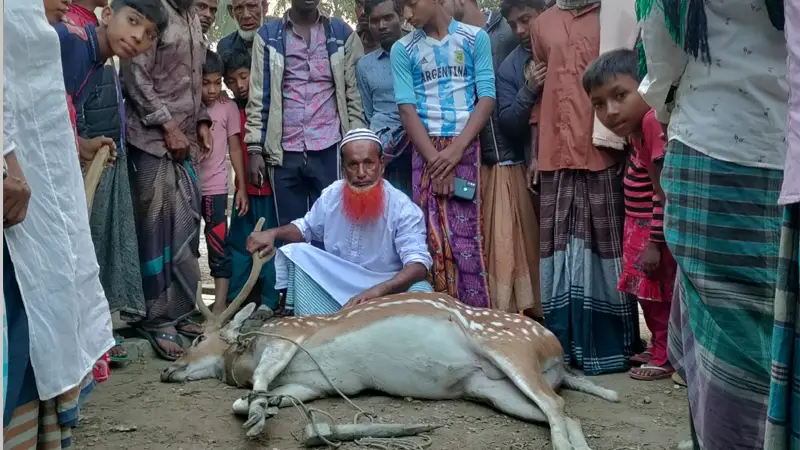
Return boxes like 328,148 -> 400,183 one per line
245,129 -> 433,315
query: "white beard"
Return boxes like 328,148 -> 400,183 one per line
237,28 -> 257,42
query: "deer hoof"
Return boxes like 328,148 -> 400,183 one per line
243,398 -> 268,438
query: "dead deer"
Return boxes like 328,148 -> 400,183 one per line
160,222 -> 619,450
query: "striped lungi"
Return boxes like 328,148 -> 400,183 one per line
663,141 -> 782,450
765,205 -> 800,450
283,262 -> 434,316
539,165 -> 640,376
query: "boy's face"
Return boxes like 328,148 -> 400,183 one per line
369,1 -> 402,49
44,0 -> 71,25
506,6 -> 539,47
224,68 -> 251,101
203,73 -> 224,104
403,0 -> 437,29
101,6 -> 159,59
590,74 -> 651,138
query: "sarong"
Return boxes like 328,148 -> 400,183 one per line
539,165 -> 639,375
128,146 -> 202,327
226,194 -> 280,309
90,143 -> 146,322
379,127 -> 413,197
480,163 -> 541,317
411,137 -> 490,308
765,205 -> 800,450
4,243 -> 96,449
663,141 -> 782,450
282,261 -> 433,316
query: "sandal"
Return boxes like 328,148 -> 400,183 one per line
136,328 -> 184,361
672,372 -> 687,387
630,351 -> 653,366
629,364 -> 675,381
109,334 -> 129,366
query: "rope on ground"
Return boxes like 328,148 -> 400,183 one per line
236,330 -> 435,449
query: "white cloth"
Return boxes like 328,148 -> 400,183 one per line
638,0 -> 788,170
780,0 -> 800,204
593,0 -> 639,150
3,0 -> 114,400
276,179 -> 432,305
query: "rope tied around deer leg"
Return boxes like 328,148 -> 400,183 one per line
234,330 -> 438,449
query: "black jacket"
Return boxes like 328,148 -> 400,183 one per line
496,45 -> 540,165
76,65 -> 122,148
480,10 -> 521,165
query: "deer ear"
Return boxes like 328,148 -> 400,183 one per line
227,303 -> 258,330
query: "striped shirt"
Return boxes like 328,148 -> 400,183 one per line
390,19 -> 495,137
624,110 -> 665,242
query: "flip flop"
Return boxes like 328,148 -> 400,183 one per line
630,351 -> 653,366
629,364 -> 675,381
136,328 -> 184,361
672,372 -> 687,387
109,334 -> 129,366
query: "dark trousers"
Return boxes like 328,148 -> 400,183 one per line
201,194 -> 231,278
272,145 -> 338,228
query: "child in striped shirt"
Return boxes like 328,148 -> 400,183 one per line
583,49 -> 677,382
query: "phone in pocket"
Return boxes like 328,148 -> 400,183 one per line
453,177 -> 477,201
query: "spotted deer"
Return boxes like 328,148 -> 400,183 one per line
161,222 -> 619,450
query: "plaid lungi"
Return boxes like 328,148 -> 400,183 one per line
539,164 -> 640,376
663,140 -> 782,450
283,261 -> 434,316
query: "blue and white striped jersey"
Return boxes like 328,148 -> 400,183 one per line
390,19 -> 495,137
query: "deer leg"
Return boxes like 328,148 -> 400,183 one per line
465,373 -> 549,423
269,384 -> 326,408
242,340 -> 302,438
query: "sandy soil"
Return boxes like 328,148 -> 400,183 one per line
75,358 -> 689,450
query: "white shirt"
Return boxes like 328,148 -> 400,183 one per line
639,0 -> 788,169
291,179 -> 432,273
3,0 -> 114,400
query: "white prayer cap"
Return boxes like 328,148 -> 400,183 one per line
339,128 -> 384,152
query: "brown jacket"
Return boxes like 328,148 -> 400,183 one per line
531,4 -> 623,172
120,0 -> 209,159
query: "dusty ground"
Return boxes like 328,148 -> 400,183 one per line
75,358 -> 689,450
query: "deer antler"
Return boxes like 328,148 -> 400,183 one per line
83,145 -> 111,215
218,217 -> 275,325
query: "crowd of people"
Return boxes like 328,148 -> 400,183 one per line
2,0 -> 799,449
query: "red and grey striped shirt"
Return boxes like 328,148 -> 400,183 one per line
624,109 -> 666,242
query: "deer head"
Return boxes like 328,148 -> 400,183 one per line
161,218 -> 273,383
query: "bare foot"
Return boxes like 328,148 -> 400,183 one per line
144,326 -> 184,359
109,344 -> 127,359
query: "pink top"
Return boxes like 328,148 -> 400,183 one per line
281,17 -> 341,152
781,2 -> 800,204
199,100 -> 240,196
624,110 -> 665,243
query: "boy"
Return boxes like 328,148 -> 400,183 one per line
583,49 -> 675,382
56,0 -> 167,164
220,48 -> 280,313
199,50 -> 249,311
390,0 -> 495,308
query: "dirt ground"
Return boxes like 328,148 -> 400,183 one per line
75,358 -> 689,450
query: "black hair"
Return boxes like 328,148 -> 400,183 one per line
203,50 -> 225,75
581,48 -> 640,95
499,0 -> 547,20
111,0 -> 169,36
364,0 -> 401,17
221,49 -> 252,76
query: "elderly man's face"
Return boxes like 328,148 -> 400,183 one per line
195,0 -> 219,34
342,141 -> 384,188
229,0 -> 268,32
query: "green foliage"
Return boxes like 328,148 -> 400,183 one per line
477,0 -> 501,9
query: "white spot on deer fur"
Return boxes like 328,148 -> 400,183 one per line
512,318 -> 522,323
364,307 -> 376,312
491,335 -> 499,340
305,321 -> 317,327
524,336 -> 532,341
465,309 -> 474,315
531,327 -> 540,336
521,328 -> 529,335
503,330 -> 515,337
346,309 -> 361,318
469,322 -> 484,331
491,322 -> 503,327
292,322 -> 300,327
482,311 -> 490,316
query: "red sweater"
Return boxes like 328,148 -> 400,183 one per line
624,110 -> 665,243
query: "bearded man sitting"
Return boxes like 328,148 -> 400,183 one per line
246,129 -> 433,315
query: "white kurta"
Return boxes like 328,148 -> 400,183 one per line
275,180 -> 432,305
3,0 -> 114,400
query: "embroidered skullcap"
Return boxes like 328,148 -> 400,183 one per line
339,128 -> 383,152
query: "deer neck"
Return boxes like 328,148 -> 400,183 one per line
223,342 -> 257,387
